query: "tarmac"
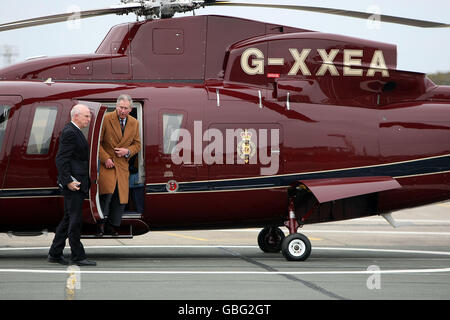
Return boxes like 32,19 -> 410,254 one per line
0,201 -> 449,302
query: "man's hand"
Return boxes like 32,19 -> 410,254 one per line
114,147 -> 129,158
67,181 -> 80,191
105,158 -> 115,168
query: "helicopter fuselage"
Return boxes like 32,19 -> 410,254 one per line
0,15 -> 449,236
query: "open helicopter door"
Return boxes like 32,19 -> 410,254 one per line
81,101 -> 148,238
73,100 -> 107,226
0,96 -> 22,190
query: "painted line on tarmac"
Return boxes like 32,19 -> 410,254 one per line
0,267 -> 449,275
304,230 -> 450,236
1,245 -> 450,256
1,246 -> 449,275
213,229 -> 450,236
160,232 -> 209,242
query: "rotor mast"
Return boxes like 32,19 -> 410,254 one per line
119,0 -> 209,19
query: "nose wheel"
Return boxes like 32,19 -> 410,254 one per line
281,233 -> 311,261
258,195 -> 312,261
280,197 -> 313,261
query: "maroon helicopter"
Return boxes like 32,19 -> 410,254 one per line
0,1 -> 449,261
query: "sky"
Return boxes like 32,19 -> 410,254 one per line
0,0 -> 448,74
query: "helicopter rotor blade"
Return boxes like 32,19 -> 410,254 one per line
0,3 -> 143,32
208,1 -> 449,28
0,1 -> 447,32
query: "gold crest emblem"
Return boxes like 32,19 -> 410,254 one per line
237,129 -> 256,163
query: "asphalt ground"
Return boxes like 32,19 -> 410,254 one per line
0,202 -> 449,304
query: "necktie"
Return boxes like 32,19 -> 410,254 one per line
120,119 -> 125,132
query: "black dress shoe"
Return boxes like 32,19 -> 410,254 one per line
71,259 -> 97,266
105,222 -> 119,236
48,255 -> 69,265
96,221 -> 105,236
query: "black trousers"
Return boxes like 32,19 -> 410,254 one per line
49,190 -> 86,261
130,186 -> 145,213
100,183 -> 125,227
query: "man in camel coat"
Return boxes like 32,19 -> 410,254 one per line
98,94 -> 141,235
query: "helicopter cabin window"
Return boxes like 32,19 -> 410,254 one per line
163,114 -> 183,155
0,105 -> 11,152
26,106 -> 57,155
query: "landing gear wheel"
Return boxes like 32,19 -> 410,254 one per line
257,226 -> 285,253
281,233 -> 311,261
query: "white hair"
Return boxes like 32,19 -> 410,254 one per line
70,104 -> 89,120
116,94 -> 133,106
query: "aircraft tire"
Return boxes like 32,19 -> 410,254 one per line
257,226 -> 285,253
281,233 -> 312,261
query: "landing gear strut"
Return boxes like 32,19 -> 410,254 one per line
281,197 -> 312,261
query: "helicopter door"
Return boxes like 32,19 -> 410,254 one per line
0,96 -> 22,190
74,100 -> 107,224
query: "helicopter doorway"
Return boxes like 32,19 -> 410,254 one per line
0,98 -> 20,189
91,101 -> 146,236
0,96 -> 22,202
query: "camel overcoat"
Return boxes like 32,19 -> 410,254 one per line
98,111 -> 141,204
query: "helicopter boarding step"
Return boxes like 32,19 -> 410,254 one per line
81,212 -> 149,239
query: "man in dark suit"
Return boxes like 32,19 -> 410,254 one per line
48,104 -> 96,266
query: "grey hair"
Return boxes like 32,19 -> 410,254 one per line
70,104 -> 88,119
116,94 -> 133,106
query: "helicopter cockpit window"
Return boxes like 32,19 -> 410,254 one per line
26,106 -> 57,155
163,114 -> 183,155
0,105 -> 11,153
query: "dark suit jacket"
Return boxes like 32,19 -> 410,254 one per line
56,122 -> 91,194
